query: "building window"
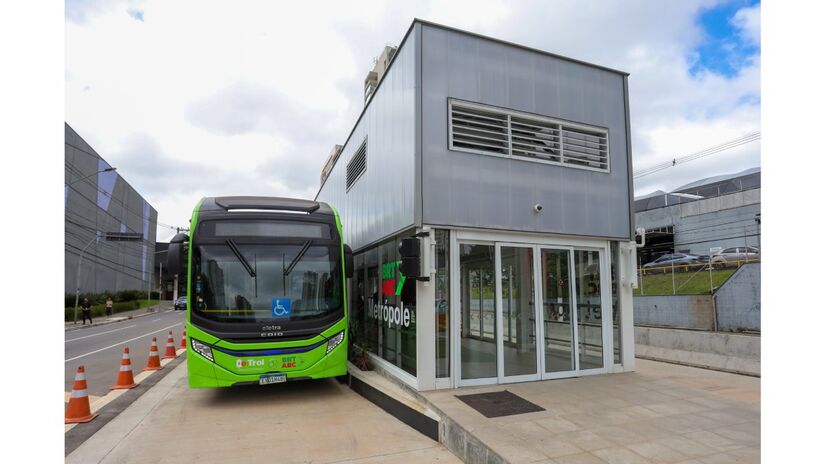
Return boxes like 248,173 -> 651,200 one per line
346,139 -> 367,190
358,233 -> 417,377
448,99 -> 609,172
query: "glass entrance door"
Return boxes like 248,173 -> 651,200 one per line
454,237 -> 609,386
540,248 -> 575,375
496,245 -> 539,382
458,243 -> 497,384
574,250 -> 604,370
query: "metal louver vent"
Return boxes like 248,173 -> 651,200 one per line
346,139 -> 367,190
448,99 -> 609,173
561,126 -> 608,170
450,105 -> 509,155
511,116 -> 561,162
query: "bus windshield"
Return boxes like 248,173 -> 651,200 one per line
191,243 -> 342,323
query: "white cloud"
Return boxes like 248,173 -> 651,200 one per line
733,3 -> 761,45
66,0 -> 760,241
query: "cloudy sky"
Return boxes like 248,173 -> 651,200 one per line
65,0 -> 761,242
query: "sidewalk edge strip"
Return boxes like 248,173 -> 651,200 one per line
64,353 -> 186,456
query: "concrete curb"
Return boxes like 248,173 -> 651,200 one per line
363,361 -> 509,464
65,307 -> 174,333
65,353 -> 188,461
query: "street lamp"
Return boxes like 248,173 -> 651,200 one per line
73,236 -> 98,324
66,167 -> 117,187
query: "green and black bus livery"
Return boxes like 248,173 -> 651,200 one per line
166,197 -> 352,387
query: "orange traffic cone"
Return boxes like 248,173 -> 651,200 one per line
66,365 -> 98,424
144,337 -> 163,371
163,331 -> 178,359
179,329 -> 187,350
112,347 -> 138,389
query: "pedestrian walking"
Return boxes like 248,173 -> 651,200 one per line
105,296 -> 113,316
81,298 -> 93,325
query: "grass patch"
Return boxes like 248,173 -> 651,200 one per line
634,268 -> 737,296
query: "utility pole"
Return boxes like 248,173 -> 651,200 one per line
73,237 -> 98,324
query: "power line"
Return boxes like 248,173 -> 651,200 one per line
633,131 -> 760,179
65,161 -> 186,232
65,162 -> 181,231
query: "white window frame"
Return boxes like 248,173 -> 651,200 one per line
448,98 -> 610,174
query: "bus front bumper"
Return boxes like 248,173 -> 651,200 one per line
187,337 -> 348,388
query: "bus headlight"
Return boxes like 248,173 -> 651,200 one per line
326,331 -> 345,354
191,338 -> 214,362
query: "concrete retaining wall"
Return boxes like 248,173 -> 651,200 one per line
634,295 -> 715,330
715,263 -> 760,332
635,326 -> 760,376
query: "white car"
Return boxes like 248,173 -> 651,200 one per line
710,247 -> 760,266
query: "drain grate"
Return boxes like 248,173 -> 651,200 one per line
455,390 -> 545,418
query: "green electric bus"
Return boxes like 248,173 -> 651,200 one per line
166,196 -> 352,387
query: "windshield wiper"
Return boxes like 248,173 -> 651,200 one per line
225,239 -> 256,278
284,240 -> 312,277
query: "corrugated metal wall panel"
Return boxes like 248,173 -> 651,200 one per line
316,28 -> 418,250
420,24 -> 631,239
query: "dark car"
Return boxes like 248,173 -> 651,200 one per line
174,296 -> 187,311
641,253 -> 701,269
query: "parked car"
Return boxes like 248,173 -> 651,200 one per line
174,296 -> 187,311
710,247 -> 760,266
641,253 -> 702,269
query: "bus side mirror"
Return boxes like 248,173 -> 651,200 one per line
167,233 -> 189,276
344,244 -> 353,278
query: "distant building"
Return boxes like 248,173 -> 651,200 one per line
154,241 -> 187,301
65,123 -> 158,296
634,167 -> 761,264
364,45 -> 397,103
320,144 -> 343,186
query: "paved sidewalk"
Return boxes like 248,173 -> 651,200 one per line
422,359 -> 759,464
67,363 -> 459,464
65,300 -> 174,332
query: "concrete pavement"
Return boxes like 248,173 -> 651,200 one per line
421,359 -> 759,464
67,362 -> 460,464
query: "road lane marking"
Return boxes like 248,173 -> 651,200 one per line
65,323 -> 182,363
151,318 -> 161,322
65,325 -> 137,343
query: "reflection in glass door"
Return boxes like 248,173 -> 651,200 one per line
459,244 -> 497,381
575,250 -> 604,370
541,249 -> 575,374
498,246 -> 537,379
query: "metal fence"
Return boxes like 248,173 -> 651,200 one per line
636,259 -> 760,296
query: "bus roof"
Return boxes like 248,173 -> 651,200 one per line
199,196 -> 333,215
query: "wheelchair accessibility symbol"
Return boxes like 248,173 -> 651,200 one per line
272,298 -> 292,318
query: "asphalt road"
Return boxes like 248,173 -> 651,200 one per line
65,307 -> 187,397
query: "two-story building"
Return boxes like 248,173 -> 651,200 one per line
317,20 -> 637,391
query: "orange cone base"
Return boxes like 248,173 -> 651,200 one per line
143,365 -> 163,371
66,411 -> 98,424
162,352 -> 177,360
111,380 -> 137,390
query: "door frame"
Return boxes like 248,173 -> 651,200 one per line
495,242 -> 541,384
450,229 -> 614,387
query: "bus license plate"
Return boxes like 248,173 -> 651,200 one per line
259,374 -> 286,385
